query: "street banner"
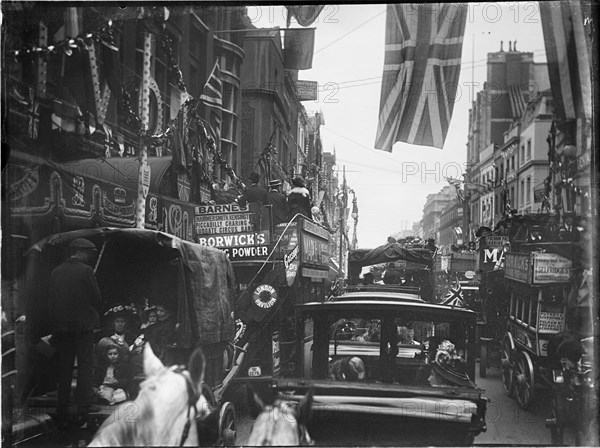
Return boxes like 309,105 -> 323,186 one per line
375,4 -> 467,150
540,1 -> 592,121
284,28 -> 315,70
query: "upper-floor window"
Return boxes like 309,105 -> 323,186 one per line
527,139 -> 531,160
521,145 -> 525,164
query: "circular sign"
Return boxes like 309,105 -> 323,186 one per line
253,284 -> 277,309
465,270 -> 475,279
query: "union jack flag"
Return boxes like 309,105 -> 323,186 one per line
540,1 -> 591,122
375,4 -> 467,150
441,277 -> 463,307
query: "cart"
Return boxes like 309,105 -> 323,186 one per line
501,249 -> 572,409
19,228 -> 241,445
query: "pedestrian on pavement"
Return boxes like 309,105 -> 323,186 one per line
267,179 -> 289,226
287,177 -> 312,220
49,238 -> 102,422
238,172 -> 269,207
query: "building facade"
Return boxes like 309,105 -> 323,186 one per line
421,186 -> 454,241
465,41 -> 550,235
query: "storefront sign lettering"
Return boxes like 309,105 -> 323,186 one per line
195,212 -> 254,235
301,233 -> 329,265
538,312 -> 564,332
9,166 -> 39,201
197,231 -> 269,248
532,253 -> 571,284
195,203 -> 249,214
504,252 -> 531,283
285,245 -> 299,268
103,193 -> 136,216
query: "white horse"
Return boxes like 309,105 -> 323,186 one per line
89,344 -> 215,446
247,387 -> 314,446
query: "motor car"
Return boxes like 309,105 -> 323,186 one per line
272,293 -> 487,446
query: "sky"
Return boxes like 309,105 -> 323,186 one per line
248,3 -> 547,248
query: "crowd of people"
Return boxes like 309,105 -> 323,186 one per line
236,172 -> 314,225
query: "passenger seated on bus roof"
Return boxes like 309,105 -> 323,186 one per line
330,356 -> 365,382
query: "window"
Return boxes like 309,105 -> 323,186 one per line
527,139 -> 531,160
526,177 -> 531,204
511,156 -> 515,172
521,145 -> 525,163
520,180 -> 525,206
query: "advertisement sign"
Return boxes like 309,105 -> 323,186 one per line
296,80 -> 318,101
253,284 -> 278,309
301,233 -> 329,265
538,312 -> 565,332
504,252 -> 531,283
194,212 -> 254,235
532,253 -> 572,284
197,231 -> 271,261
195,203 -> 249,214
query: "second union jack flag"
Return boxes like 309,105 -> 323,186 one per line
375,4 -> 467,150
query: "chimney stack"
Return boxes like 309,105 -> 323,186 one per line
509,41 -> 512,51
500,41 -> 504,52
514,40 -> 517,51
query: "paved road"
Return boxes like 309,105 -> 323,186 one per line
234,361 -> 574,446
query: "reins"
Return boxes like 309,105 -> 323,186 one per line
170,365 -> 201,446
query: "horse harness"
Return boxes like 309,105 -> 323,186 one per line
170,365 -> 203,446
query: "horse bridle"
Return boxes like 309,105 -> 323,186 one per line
170,365 -> 202,447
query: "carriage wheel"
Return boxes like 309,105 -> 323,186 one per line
479,343 -> 488,378
513,351 -> 535,409
219,402 -> 236,446
500,334 -> 515,396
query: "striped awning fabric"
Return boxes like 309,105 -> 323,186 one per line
540,1 -> 592,122
508,85 -> 526,119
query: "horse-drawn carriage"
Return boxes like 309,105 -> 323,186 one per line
17,228 -> 240,445
264,290 -> 488,446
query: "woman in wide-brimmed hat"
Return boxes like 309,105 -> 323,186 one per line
96,304 -> 138,363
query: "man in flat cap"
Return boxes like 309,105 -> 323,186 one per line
49,238 -> 102,423
267,179 -> 289,226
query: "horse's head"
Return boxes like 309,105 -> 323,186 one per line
247,387 -> 314,446
89,344 -> 210,446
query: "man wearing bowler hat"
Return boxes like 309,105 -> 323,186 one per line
49,237 -> 102,423
267,179 -> 289,226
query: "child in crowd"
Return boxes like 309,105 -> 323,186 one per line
140,307 -> 158,330
93,344 -> 131,405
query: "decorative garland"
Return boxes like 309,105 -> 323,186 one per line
8,8 -> 245,193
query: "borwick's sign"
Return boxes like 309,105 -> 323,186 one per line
197,231 -> 270,260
